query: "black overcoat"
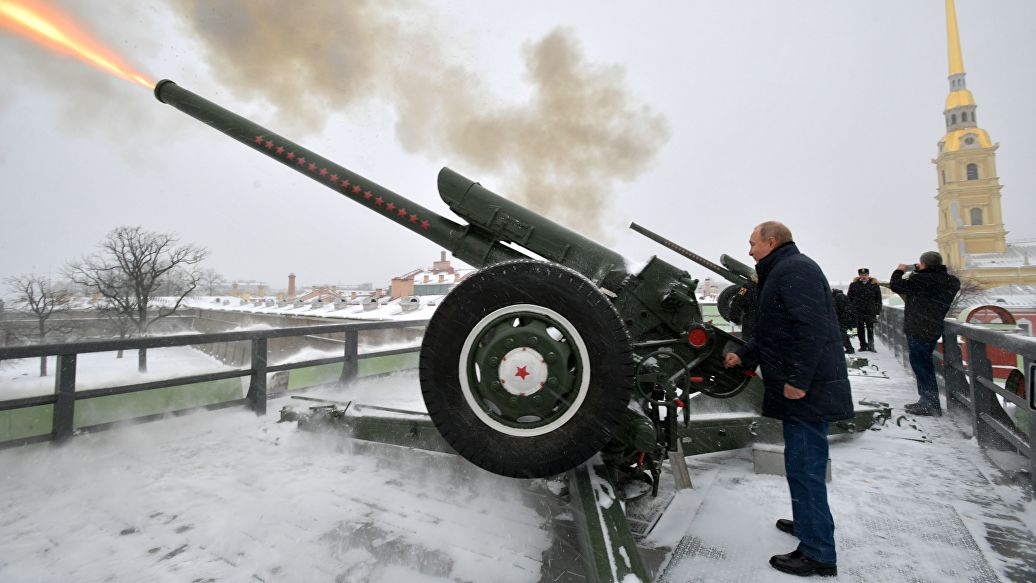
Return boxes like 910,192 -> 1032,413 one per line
888,265 -> 960,342
734,243 -> 854,422
847,277 -> 882,321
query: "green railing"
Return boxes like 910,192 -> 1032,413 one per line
0,319 -> 427,446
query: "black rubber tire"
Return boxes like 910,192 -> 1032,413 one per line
717,284 -> 739,323
419,260 -> 634,478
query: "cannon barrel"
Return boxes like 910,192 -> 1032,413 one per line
629,222 -> 754,286
153,80 -> 525,269
154,80 -> 626,285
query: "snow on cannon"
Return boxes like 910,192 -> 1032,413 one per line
154,80 -> 753,481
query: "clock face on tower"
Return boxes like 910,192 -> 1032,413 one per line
963,136 -> 975,145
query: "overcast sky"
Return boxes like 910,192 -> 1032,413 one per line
2,0 -> 1034,293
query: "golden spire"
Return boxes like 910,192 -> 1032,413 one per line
946,0 -> 965,75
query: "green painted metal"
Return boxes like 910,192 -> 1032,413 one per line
465,309 -> 579,429
677,407 -> 886,456
567,459 -> 651,583
359,352 -> 419,377
74,378 -> 244,428
298,407 -> 455,455
0,405 -> 52,442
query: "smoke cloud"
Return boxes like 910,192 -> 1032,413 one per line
169,0 -> 670,237
0,0 -> 669,237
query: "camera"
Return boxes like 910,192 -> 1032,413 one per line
904,264 -> 917,272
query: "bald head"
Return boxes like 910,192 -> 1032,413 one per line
749,221 -> 793,262
757,221 -> 793,245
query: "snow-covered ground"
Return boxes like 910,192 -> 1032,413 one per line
0,338 -> 1033,582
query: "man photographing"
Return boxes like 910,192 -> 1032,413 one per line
889,251 -> 960,417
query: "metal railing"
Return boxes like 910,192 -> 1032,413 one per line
877,305 -> 1035,490
0,319 -> 427,446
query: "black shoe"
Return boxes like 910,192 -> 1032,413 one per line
910,407 -> 943,417
905,402 -> 942,416
776,519 -> 795,535
769,549 -> 837,577
845,347 -> 855,354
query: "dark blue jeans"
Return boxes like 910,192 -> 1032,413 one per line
783,420 -> 836,564
908,336 -> 940,409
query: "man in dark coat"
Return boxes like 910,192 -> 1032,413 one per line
724,221 -> 853,577
831,289 -> 854,354
889,251 -> 960,416
847,268 -> 882,352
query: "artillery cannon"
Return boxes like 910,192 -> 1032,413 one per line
630,223 -> 759,332
154,80 -> 753,480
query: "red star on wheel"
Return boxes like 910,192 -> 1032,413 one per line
374,196 -> 384,206
287,152 -> 295,160
515,366 -> 530,380
420,220 -> 430,230
385,202 -> 396,212
409,214 -> 418,223
275,146 -> 284,155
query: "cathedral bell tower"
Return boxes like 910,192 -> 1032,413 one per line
933,0 -> 1008,271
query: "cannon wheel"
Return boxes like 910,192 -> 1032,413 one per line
716,284 -> 740,323
420,260 -> 634,478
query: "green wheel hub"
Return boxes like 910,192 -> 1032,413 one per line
460,304 -> 589,436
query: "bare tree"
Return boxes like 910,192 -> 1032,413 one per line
3,274 -> 73,377
66,226 -> 207,372
199,268 -> 227,296
950,276 -> 985,314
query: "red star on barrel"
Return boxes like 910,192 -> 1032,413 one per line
287,152 -> 295,160
330,174 -> 338,182
420,220 -> 430,230
254,135 -> 264,144
397,208 -> 407,217
363,191 -> 373,200
409,214 -> 418,223
308,163 -> 317,172
374,197 -> 384,206
385,202 -> 396,212
264,140 -> 273,149
275,146 -> 284,155
515,366 -> 530,380
319,168 -> 328,176
352,185 -> 362,194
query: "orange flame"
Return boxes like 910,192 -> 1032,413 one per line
0,0 -> 153,88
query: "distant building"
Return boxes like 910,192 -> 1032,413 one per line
390,252 -> 474,299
